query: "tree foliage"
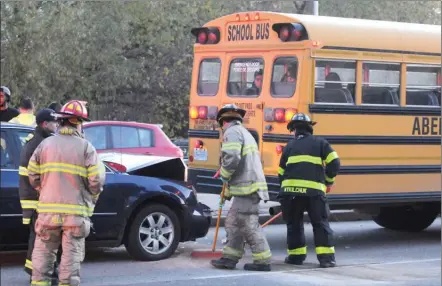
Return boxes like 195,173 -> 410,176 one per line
1,0 -> 440,138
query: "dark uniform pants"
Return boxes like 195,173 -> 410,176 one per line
25,212 -> 62,276
280,195 -> 335,264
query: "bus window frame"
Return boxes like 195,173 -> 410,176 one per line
226,57 -> 265,98
270,56 -> 299,98
360,61 -> 401,107
197,57 -> 222,97
313,58 -> 357,105
404,63 -> 441,108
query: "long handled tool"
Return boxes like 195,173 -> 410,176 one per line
191,183 -> 226,258
222,209 -> 283,245
260,211 -> 282,228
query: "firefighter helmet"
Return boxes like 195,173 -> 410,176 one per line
216,104 -> 246,126
56,100 -> 90,123
287,112 -> 316,132
0,86 -> 11,102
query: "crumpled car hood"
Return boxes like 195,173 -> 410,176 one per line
99,152 -> 187,182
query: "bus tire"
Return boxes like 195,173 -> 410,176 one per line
372,205 -> 439,232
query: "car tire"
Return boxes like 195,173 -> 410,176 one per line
125,203 -> 181,261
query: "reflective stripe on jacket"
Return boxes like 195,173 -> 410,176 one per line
27,126 -> 106,218
278,132 -> 340,197
9,113 -> 37,127
220,121 -> 269,201
18,127 -> 52,224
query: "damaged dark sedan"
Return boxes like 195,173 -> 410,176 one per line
0,122 -> 211,261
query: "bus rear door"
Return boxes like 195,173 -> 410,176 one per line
222,53 -> 266,152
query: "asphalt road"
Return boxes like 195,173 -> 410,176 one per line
1,219 -> 440,286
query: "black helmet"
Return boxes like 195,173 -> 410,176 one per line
0,86 -> 11,102
216,104 -> 246,126
287,112 -> 316,132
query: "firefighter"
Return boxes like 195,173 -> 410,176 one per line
210,104 -> 272,272
278,112 -> 340,268
27,100 -> 106,286
19,108 -> 60,283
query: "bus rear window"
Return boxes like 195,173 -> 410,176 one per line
227,58 -> 264,97
271,57 -> 298,98
197,58 -> 221,96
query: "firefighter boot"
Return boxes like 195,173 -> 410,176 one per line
244,263 -> 271,272
210,258 -> 237,270
285,256 -> 304,265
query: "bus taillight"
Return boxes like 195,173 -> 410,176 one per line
198,106 -> 208,119
195,140 -> 204,149
190,106 -> 198,119
285,108 -> 296,122
274,108 -> 285,122
191,27 -> 220,45
264,107 -> 298,123
272,23 -> 308,42
189,105 -> 218,120
197,31 -> 207,44
279,26 -> 291,41
276,145 -> 283,155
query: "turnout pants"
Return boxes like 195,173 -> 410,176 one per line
31,214 -> 91,286
25,212 -> 62,276
280,195 -> 335,264
222,193 -> 272,264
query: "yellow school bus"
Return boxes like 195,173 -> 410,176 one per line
187,11 -> 441,231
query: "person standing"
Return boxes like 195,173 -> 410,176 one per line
278,112 -> 340,268
0,86 -> 19,122
19,108 -> 60,284
210,104 -> 272,272
9,97 -> 36,126
27,100 -> 105,286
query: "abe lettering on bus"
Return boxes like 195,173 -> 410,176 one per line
227,23 -> 270,42
411,116 -> 441,135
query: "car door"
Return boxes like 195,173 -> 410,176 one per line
0,128 -> 33,247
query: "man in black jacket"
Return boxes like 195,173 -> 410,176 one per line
0,86 -> 19,122
19,108 -> 60,283
278,112 -> 340,268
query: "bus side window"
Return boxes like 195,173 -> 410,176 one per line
362,62 -> 400,105
406,65 -> 441,107
197,58 -> 221,96
314,60 -> 356,104
227,58 -> 264,98
271,57 -> 298,98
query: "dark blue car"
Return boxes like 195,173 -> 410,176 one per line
0,122 -> 211,261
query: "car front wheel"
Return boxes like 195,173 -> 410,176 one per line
125,203 -> 181,261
